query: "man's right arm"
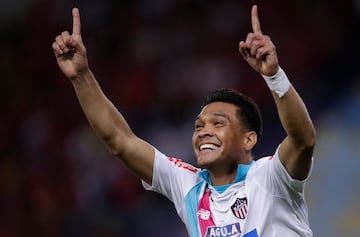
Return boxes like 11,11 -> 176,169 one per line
72,69 -> 155,184
52,8 -> 154,184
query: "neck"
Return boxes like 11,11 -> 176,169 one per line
207,157 -> 253,186
208,167 -> 237,186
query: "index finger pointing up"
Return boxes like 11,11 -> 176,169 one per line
251,5 -> 262,34
72,8 -> 81,36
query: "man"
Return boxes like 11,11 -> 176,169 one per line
52,5 -> 316,237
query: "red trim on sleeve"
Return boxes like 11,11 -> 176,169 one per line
168,157 -> 198,173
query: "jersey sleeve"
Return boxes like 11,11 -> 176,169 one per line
250,146 -> 313,196
142,148 -> 200,214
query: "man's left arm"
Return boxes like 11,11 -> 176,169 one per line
239,5 -> 316,180
271,84 -> 316,180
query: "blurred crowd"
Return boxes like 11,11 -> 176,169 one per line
0,0 -> 359,236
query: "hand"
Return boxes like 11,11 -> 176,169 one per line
52,8 -> 89,79
239,5 -> 279,76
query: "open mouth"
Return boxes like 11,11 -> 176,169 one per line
199,143 -> 219,151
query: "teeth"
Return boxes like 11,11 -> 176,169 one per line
200,144 -> 218,151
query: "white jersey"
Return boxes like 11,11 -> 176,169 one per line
143,147 -> 313,237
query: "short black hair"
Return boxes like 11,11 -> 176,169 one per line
201,88 -> 263,145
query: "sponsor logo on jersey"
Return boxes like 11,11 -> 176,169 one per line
198,208 -> 211,220
204,223 -> 241,237
168,157 -> 198,173
231,197 -> 248,219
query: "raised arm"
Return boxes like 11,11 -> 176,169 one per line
52,8 -> 155,184
239,5 -> 316,180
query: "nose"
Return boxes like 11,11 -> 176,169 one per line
198,127 -> 214,139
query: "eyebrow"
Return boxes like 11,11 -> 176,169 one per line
195,112 -> 230,121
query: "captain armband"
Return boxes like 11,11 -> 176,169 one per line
261,67 -> 291,98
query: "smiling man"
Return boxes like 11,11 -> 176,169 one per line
52,5 -> 315,237
193,92 -> 261,185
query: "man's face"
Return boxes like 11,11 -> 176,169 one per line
192,102 -> 249,169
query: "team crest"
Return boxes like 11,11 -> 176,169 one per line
231,197 -> 248,219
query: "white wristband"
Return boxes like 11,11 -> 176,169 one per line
261,67 -> 291,98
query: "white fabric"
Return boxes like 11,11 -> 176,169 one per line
143,147 -> 313,237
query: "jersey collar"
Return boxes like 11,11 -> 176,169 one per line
199,161 -> 254,193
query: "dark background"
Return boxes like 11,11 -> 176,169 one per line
1,0 -> 359,236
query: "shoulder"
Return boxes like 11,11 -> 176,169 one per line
153,148 -> 201,178
246,149 -> 309,195
146,148 -> 202,196
166,156 -> 200,174
248,155 -> 273,173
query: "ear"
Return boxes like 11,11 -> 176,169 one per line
243,131 -> 257,152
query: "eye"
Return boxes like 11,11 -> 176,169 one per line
214,121 -> 224,127
195,123 -> 204,131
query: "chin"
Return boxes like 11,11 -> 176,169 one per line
196,160 -> 206,168
196,156 -> 214,169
